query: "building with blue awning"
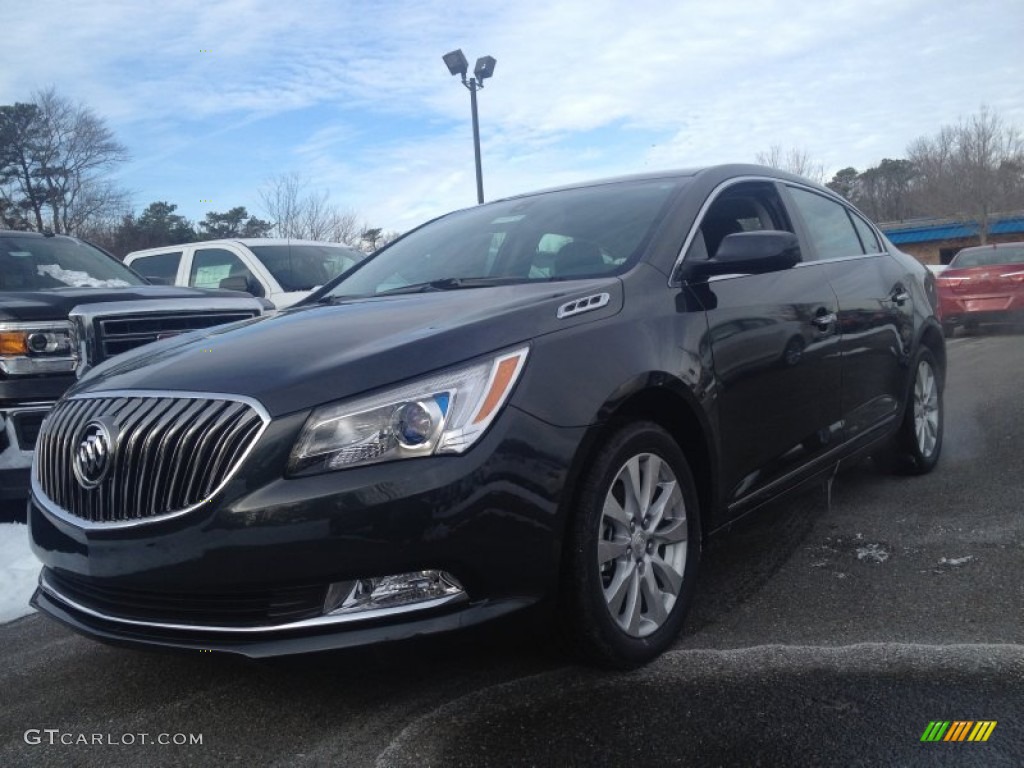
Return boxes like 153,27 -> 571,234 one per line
879,213 -> 1024,264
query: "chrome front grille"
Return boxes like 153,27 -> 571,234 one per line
95,311 -> 258,362
34,393 -> 268,524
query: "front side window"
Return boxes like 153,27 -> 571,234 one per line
685,181 -> 793,262
0,236 -> 144,291
323,180 -> 682,299
190,248 -> 260,294
787,187 -> 865,261
130,251 -> 182,285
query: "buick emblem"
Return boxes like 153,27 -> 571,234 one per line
73,418 -> 117,489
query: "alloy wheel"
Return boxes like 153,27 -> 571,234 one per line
597,453 -> 688,638
913,360 -> 939,458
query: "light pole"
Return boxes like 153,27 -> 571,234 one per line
442,49 -> 496,204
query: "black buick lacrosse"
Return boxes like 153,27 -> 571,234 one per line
29,165 -> 945,667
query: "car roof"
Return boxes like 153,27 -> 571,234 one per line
488,164 -> 830,203
0,230 -> 81,241
126,239 -> 363,258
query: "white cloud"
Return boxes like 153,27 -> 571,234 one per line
4,0 -> 1023,232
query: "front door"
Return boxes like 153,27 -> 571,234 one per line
682,181 -> 843,515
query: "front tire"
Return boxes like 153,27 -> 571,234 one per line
561,422 -> 701,668
875,347 -> 943,475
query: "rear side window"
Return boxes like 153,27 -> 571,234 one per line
849,213 -> 882,254
130,252 -> 181,285
788,187 -> 865,261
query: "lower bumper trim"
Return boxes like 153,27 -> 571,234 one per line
32,584 -> 534,658
38,568 -> 469,634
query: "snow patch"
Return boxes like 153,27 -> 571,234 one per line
37,264 -> 131,289
939,556 -> 975,567
856,544 -> 890,563
0,523 -> 39,622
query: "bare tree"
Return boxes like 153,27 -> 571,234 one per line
32,88 -> 130,234
0,102 -> 50,230
855,158 -> 917,222
259,172 -> 362,244
755,144 -> 825,183
908,107 -> 1024,241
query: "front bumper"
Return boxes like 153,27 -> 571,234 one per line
30,573 -> 533,657
0,402 -> 54,500
28,406 -> 584,656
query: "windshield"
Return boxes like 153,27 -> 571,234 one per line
0,235 -> 145,290
323,179 -> 682,299
248,244 -> 366,292
950,245 -> 1024,268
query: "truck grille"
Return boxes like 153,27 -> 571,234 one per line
34,393 -> 267,524
94,311 -> 257,362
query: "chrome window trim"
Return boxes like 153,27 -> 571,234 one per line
39,570 -> 468,633
668,176 -> 882,286
31,389 -> 271,530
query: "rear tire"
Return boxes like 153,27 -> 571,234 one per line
560,422 -> 701,668
874,347 -> 943,475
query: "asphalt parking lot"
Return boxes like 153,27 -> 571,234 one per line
1,330 -> 1021,767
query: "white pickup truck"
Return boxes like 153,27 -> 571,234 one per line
125,239 -> 366,308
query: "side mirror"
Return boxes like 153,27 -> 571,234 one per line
217,276 -> 252,294
689,231 -> 801,279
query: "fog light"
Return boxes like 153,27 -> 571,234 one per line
323,570 -> 465,616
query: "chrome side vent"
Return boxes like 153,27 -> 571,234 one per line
556,292 -> 611,319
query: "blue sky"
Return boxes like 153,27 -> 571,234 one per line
3,0 -> 1022,234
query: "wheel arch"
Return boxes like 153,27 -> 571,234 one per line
558,374 -> 719,546
917,319 -> 946,385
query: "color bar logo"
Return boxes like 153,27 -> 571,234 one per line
921,721 -> 997,742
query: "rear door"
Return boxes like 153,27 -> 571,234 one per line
783,185 -> 912,445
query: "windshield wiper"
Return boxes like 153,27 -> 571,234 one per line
315,293 -> 371,304
376,277 -> 524,295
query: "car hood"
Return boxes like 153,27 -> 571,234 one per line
0,285 -> 254,322
73,279 -> 623,417
267,290 -> 313,309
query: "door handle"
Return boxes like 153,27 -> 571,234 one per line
811,312 -> 837,331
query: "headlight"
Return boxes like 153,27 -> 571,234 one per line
288,346 -> 529,475
0,321 -> 78,376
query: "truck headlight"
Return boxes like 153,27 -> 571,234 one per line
288,346 -> 529,475
0,322 -> 78,376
